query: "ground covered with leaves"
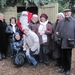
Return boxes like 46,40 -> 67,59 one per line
0,49 -> 75,75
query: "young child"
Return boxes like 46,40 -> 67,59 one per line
13,32 -> 23,56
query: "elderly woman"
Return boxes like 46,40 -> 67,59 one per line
6,17 -> 20,58
34,13 -> 52,66
52,12 -> 65,68
28,14 -> 39,32
22,26 -> 40,68
0,13 -> 7,60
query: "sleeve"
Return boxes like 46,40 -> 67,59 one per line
5,25 -> 13,34
45,24 -> 52,35
13,42 -> 20,51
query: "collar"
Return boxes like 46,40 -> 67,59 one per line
64,17 -> 72,22
11,23 -> 16,26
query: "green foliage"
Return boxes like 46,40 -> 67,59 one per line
50,0 -> 70,12
0,0 -> 6,8
0,0 -> 6,12
0,0 -> 71,12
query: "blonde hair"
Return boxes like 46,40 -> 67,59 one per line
0,13 -> 4,17
0,13 -> 4,21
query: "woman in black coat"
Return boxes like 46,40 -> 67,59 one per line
0,13 -> 7,60
52,12 -> 64,67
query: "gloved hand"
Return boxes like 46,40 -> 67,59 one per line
29,48 -> 32,55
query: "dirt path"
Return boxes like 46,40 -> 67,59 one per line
0,49 -> 75,75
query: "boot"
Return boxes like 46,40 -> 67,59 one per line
0,53 -> 2,60
2,54 -> 6,59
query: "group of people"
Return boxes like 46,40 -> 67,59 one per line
0,8 -> 74,75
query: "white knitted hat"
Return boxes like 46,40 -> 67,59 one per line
57,12 -> 65,18
32,14 -> 38,18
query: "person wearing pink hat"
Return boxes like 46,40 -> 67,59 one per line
34,13 -> 52,66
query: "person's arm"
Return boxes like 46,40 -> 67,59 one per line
45,24 -> 52,35
5,25 -> 14,35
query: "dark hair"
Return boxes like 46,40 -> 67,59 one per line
10,17 -> 16,23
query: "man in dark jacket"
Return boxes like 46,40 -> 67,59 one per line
55,9 -> 75,75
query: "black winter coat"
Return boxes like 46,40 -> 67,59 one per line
0,20 -> 7,53
55,17 -> 75,49
5,24 -> 20,42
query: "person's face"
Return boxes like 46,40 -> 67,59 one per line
15,34 -> 20,40
23,29 -> 29,35
11,19 -> 16,24
32,17 -> 38,23
40,17 -> 46,22
0,15 -> 4,21
57,15 -> 63,21
64,11 -> 71,18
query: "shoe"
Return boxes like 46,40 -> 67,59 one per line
59,66 -> 62,68
59,69 -> 65,73
2,54 -> 6,59
44,62 -> 49,66
29,63 -> 33,66
65,70 -> 70,75
54,64 -> 59,67
33,63 -> 38,68
0,53 -> 2,60
39,60 -> 43,63
11,56 -> 14,59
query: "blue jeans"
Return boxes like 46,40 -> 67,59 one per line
9,42 -> 14,57
26,55 -> 37,66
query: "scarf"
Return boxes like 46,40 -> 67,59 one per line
11,23 -> 16,33
38,20 -> 48,43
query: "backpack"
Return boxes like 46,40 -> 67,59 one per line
13,51 -> 25,66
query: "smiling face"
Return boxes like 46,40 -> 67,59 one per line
31,17 -> 38,23
0,13 -> 4,21
40,17 -> 46,22
15,34 -> 20,40
57,15 -> 64,21
64,11 -> 71,18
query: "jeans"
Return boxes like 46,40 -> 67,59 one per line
26,55 -> 37,66
9,42 -> 14,57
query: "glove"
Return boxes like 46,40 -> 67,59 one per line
29,48 -> 33,56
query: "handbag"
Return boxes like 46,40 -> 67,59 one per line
67,38 -> 75,47
13,51 -> 25,66
29,48 -> 39,55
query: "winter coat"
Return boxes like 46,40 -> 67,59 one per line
24,30 -> 40,55
55,17 -> 75,49
28,20 -> 39,32
34,21 -> 52,46
5,24 -> 20,42
0,20 -> 7,53
13,38 -> 24,52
